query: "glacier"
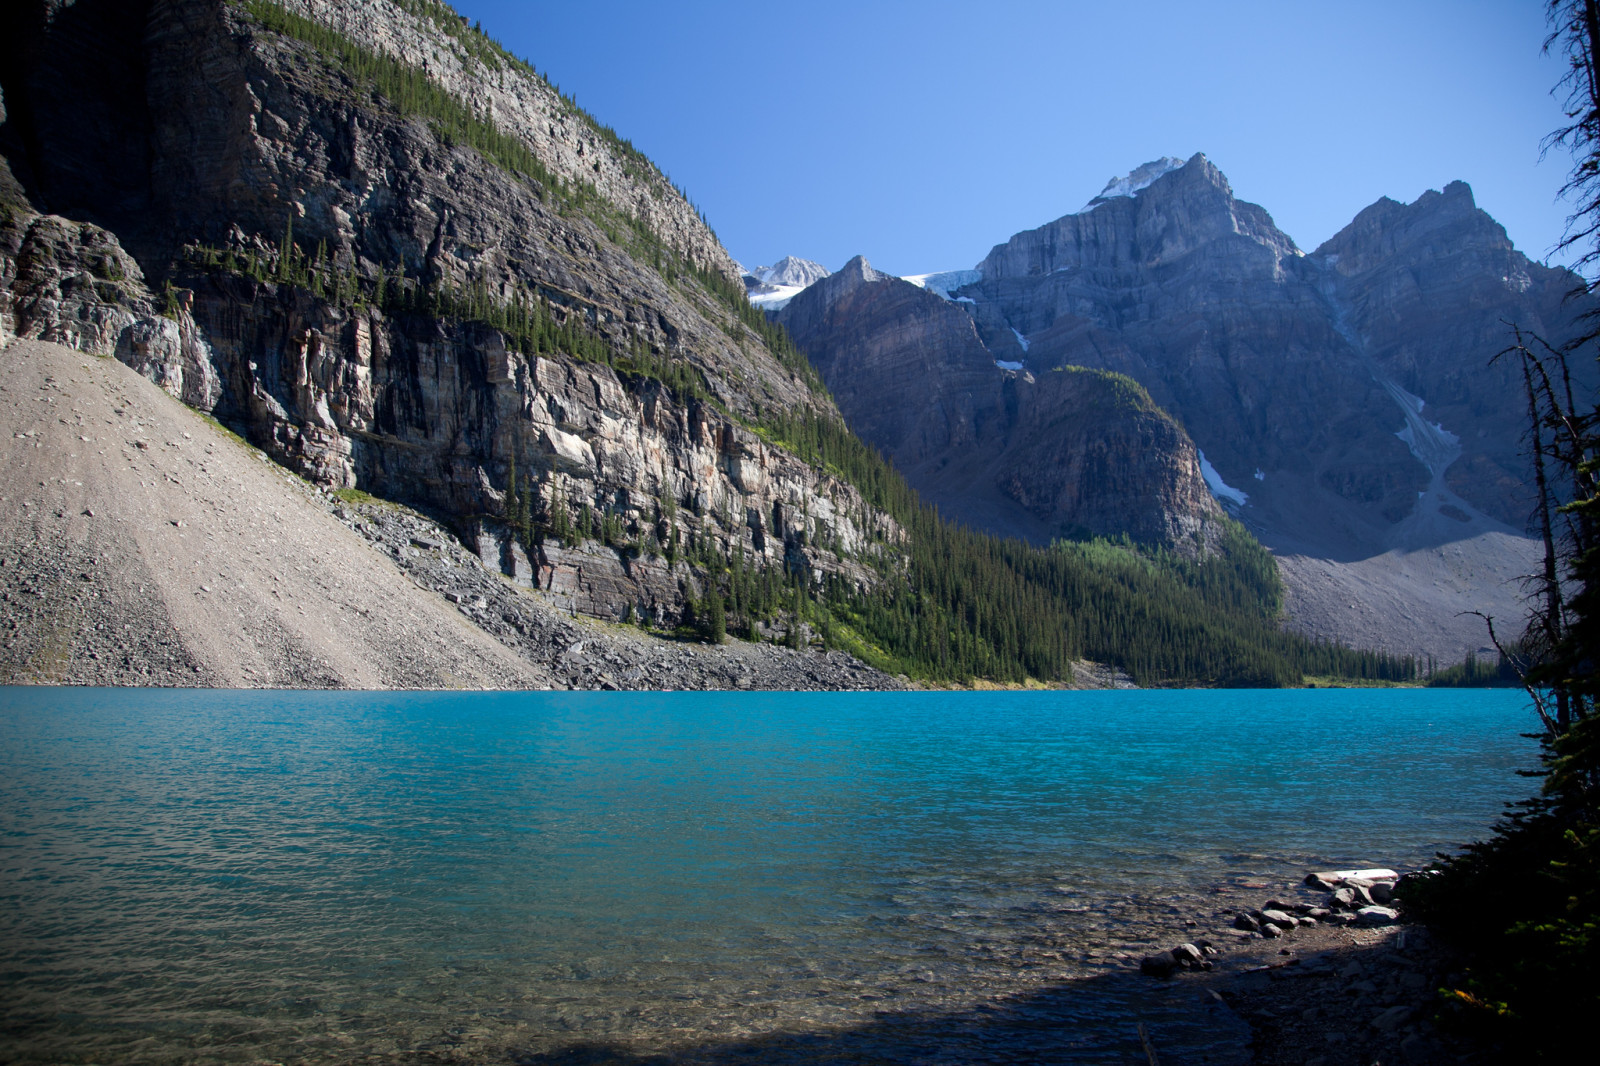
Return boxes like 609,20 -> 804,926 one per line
902,269 -> 983,301
747,285 -> 809,312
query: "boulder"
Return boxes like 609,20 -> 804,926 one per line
1371,1005 -> 1414,1032
1141,952 -> 1178,978
1356,906 -> 1400,925
1260,908 -> 1300,928
1233,913 -> 1261,932
1261,922 -> 1283,938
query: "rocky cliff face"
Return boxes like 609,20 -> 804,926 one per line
778,256 -> 1223,547
0,0 -> 895,625
2,0 -> 737,286
969,156 -> 1385,533
1312,180 -> 1566,528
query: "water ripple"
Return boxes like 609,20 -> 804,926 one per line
0,687 -> 1535,1063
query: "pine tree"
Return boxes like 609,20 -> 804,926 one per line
706,582 -> 726,644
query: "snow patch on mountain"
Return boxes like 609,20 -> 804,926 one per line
1198,450 -> 1249,507
1077,156 -> 1187,213
902,269 -> 983,301
747,285 -> 809,312
1010,327 -> 1031,352
1379,379 -> 1461,479
995,360 -> 1025,371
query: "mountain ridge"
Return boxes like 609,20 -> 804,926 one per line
775,154 -> 1576,661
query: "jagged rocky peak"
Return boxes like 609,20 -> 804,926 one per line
818,254 -> 891,292
759,253 -> 890,313
978,152 -> 1300,281
1312,180 -> 1516,278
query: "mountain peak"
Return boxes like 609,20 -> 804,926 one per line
743,255 -> 831,311
749,256 -> 830,289
1313,179 -> 1512,268
835,255 -> 890,285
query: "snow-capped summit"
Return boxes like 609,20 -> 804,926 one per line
750,256 -> 831,289
743,256 -> 831,312
1077,156 -> 1188,213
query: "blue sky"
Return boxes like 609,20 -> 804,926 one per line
450,1 -> 1576,278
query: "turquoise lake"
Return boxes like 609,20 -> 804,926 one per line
0,687 -> 1536,1063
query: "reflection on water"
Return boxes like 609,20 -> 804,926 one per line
0,688 -> 1533,1062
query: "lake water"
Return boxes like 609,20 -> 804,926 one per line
0,687 -> 1535,1064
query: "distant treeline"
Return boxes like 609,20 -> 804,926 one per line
751,407 -> 1415,687
1426,649 -> 1523,688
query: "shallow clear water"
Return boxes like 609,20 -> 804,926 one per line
0,687 -> 1535,1063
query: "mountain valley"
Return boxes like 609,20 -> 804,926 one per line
0,0 -> 1512,686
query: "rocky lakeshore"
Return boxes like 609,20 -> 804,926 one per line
418,864 -> 1491,1065
1128,867 -> 1491,1066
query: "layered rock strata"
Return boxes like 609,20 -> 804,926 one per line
0,336 -> 901,688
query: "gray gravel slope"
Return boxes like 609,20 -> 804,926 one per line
0,339 -> 903,691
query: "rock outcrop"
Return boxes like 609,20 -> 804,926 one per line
0,0 -> 896,626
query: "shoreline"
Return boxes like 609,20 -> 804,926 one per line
1120,870 -> 1492,1065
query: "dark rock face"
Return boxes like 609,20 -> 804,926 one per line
779,257 -> 1222,547
780,256 -> 997,465
0,0 -> 895,624
1313,181 -> 1569,528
